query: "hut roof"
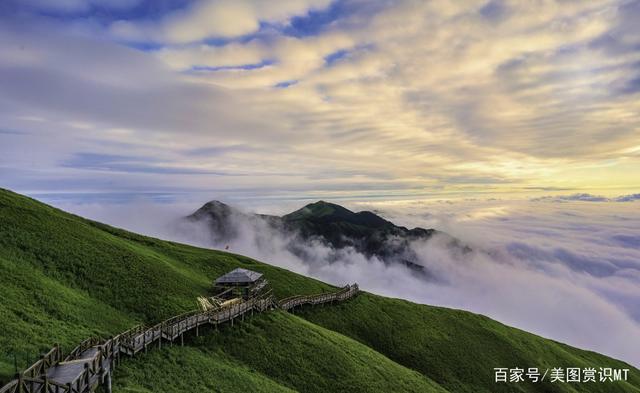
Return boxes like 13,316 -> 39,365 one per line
215,268 -> 263,284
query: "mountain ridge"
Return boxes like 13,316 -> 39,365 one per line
187,199 -> 450,273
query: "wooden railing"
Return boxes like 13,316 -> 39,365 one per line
0,284 -> 359,393
65,338 -> 101,362
280,284 -> 359,310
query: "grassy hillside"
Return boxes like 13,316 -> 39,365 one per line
0,188 -> 332,379
0,188 -> 638,393
114,346 -> 297,393
116,312 -> 447,393
298,294 -> 640,393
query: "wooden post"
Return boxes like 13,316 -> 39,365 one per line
105,370 -> 112,393
31,360 -> 39,391
16,372 -> 23,393
85,362 -> 90,388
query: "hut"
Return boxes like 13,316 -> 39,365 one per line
214,268 -> 267,300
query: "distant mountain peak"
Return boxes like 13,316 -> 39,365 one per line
284,200 -> 353,221
290,201 -> 396,229
201,200 -> 230,209
189,200 -> 236,221
185,199 -> 453,274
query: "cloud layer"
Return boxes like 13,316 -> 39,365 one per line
0,0 -> 638,202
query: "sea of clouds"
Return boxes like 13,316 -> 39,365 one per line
60,195 -> 640,367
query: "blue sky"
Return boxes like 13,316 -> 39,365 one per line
0,0 -> 639,205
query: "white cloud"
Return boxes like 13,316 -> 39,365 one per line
532,193 -> 640,202
110,0 -> 333,44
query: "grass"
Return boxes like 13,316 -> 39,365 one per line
113,346 -> 297,393
297,293 -> 640,393
114,312 -> 447,393
0,187 -> 638,392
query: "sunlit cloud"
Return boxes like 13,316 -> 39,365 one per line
109,0 -> 333,44
0,0 -> 638,200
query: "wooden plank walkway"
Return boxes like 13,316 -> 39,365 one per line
48,349 -> 98,384
0,284 -> 359,393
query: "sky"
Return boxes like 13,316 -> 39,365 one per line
0,0 -> 639,204
0,0 -> 639,367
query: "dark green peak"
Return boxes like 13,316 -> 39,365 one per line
306,200 -> 353,214
283,201 -> 394,229
202,200 -> 230,208
284,201 -> 354,221
190,200 -> 236,220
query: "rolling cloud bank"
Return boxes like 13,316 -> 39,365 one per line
60,195 -> 640,367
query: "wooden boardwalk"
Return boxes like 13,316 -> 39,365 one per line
0,284 -> 359,393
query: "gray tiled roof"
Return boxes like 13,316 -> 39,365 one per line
215,268 -> 263,284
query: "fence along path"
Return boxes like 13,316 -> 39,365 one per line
0,284 -> 359,393
279,284 -> 359,311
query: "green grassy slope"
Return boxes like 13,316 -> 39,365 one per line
0,188 -> 331,379
113,346 -> 297,393
297,294 -> 640,393
115,312 -> 447,393
0,188 -> 638,393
